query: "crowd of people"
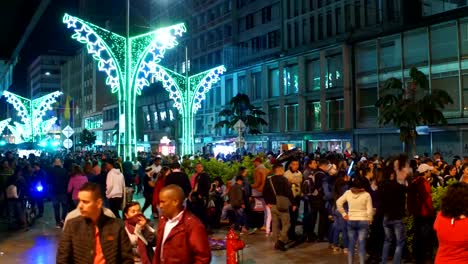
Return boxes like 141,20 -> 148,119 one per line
0,149 -> 467,264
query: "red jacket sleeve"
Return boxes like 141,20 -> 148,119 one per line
187,219 -> 211,264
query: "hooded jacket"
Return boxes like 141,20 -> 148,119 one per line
336,188 -> 373,221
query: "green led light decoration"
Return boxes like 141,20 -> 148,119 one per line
2,91 -> 62,142
63,13 -> 186,158
0,118 -> 11,135
151,64 -> 226,155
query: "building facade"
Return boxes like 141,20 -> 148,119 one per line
60,48 -> 112,148
28,54 -> 69,99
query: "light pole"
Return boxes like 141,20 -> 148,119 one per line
62,12 -> 185,159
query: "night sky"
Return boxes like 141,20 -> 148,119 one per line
5,0 -> 153,97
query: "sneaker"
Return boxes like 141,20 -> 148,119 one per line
240,227 -> 249,235
56,224 -> 62,229
260,226 -> 266,231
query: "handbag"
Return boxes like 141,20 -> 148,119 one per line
269,178 -> 291,212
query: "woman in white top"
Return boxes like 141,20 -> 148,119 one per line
336,177 -> 373,264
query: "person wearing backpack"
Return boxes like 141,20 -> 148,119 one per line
5,168 -> 27,230
302,159 -> 329,242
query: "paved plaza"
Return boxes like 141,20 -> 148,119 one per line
0,201 -> 348,264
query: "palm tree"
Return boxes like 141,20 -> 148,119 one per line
375,67 -> 453,155
215,93 -> 267,134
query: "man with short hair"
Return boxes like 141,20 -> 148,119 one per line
150,157 -> 162,177
189,163 -> 211,227
284,159 -> 303,240
105,162 -> 126,218
165,162 -> 191,198
57,182 -> 133,264
154,185 -> 211,264
251,157 -> 271,235
263,164 -> 296,251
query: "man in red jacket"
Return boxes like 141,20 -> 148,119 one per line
154,185 -> 211,264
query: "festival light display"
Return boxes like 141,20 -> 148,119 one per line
151,65 -> 226,155
62,13 -> 185,158
0,118 -> 11,135
3,91 -> 62,142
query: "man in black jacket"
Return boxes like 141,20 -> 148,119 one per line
165,162 -> 191,198
57,182 -> 133,264
380,176 -> 407,264
48,158 -> 69,228
189,163 -> 211,228
263,164 -> 296,251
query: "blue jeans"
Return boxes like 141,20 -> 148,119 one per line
333,210 -> 348,248
381,217 -> 405,264
233,207 -> 246,230
347,220 -> 369,264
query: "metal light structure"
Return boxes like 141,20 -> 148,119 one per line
62,13 -> 186,158
3,91 -> 62,142
151,64 -> 226,155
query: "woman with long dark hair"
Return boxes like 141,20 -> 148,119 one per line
434,183 -> 468,264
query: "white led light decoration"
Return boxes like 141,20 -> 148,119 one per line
63,13 -> 185,158
2,90 -> 62,142
151,64 -> 226,155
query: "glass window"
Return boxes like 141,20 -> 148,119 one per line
150,105 -> 158,129
460,19 -> 468,56
306,101 -> 321,130
283,65 -> 299,95
326,54 -> 343,88
431,22 -> 457,63
327,99 -> 344,130
403,28 -> 428,67
357,85 -> 378,127
285,104 -> 298,131
432,73 -> 460,115
225,79 -> 233,102
379,34 -> 401,72
252,72 -> 262,100
269,105 -> 280,132
159,103 -> 167,121
306,59 -> 321,91
238,76 -> 246,94
269,69 -> 280,97
214,84 -> 221,106
356,41 -> 377,76
142,106 -> 150,130
423,0 -> 468,16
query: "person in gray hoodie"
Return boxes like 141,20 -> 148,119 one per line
336,177 -> 373,264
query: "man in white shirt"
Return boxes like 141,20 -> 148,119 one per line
150,157 -> 162,177
105,162 -> 126,218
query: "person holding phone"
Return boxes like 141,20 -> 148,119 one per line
123,202 -> 155,264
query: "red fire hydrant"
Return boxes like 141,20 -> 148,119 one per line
226,228 -> 245,264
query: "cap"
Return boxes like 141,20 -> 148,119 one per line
359,157 -> 367,162
417,163 -> 434,174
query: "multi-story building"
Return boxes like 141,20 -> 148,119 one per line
61,48 -> 113,148
28,54 -> 69,99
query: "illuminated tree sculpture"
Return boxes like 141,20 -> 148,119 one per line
62,13 -> 186,158
2,90 -> 62,142
151,64 -> 226,155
